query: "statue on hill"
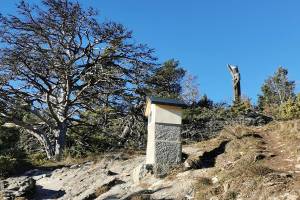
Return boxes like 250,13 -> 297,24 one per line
228,64 -> 241,103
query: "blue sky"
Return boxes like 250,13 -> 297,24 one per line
1,0 -> 300,104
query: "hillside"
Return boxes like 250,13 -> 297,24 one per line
1,120 -> 300,200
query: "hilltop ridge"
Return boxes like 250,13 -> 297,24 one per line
1,120 -> 300,199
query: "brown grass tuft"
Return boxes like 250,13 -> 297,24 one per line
95,185 -> 110,197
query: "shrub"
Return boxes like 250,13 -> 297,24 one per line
0,126 -> 33,176
182,102 -> 232,141
231,97 -> 252,116
27,152 -> 48,166
66,129 -> 121,158
276,94 -> 300,120
0,155 -> 17,177
0,127 -> 20,154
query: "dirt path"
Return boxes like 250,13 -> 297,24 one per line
263,131 -> 296,172
257,122 -> 300,191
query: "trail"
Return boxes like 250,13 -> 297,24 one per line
258,121 -> 300,191
263,131 -> 297,172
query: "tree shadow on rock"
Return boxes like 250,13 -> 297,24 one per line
33,185 -> 66,200
198,140 -> 230,168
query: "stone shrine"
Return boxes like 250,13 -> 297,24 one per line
144,96 -> 186,175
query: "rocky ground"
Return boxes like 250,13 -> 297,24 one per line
1,120 -> 300,200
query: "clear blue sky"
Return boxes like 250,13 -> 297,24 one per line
1,0 -> 300,104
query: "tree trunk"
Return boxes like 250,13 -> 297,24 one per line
27,130 -> 54,159
29,125 -> 67,161
53,123 -> 67,161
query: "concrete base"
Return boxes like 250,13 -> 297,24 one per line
146,123 -> 182,176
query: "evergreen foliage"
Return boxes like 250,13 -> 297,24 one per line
231,97 -> 252,116
0,125 -> 29,177
0,155 -> 17,177
146,59 -> 185,98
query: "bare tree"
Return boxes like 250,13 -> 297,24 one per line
181,73 -> 200,105
0,0 -> 156,160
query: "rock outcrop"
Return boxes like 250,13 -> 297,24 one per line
0,176 -> 36,199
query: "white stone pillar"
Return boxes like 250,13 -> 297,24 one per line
144,97 -> 185,176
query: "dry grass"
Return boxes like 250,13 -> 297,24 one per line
192,122 -> 298,199
219,161 -> 274,186
223,191 -> 238,200
138,182 -> 152,189
195,177 -> 213,187
95,185 -> 110,197
130,196 -> 143,200
33,148 -> 144,170
130,195 -> 150,200
193,177 -> 215,200
0,192 -> 4,200
165,164 -> 185,180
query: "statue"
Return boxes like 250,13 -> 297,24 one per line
228,64 -> 241,103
